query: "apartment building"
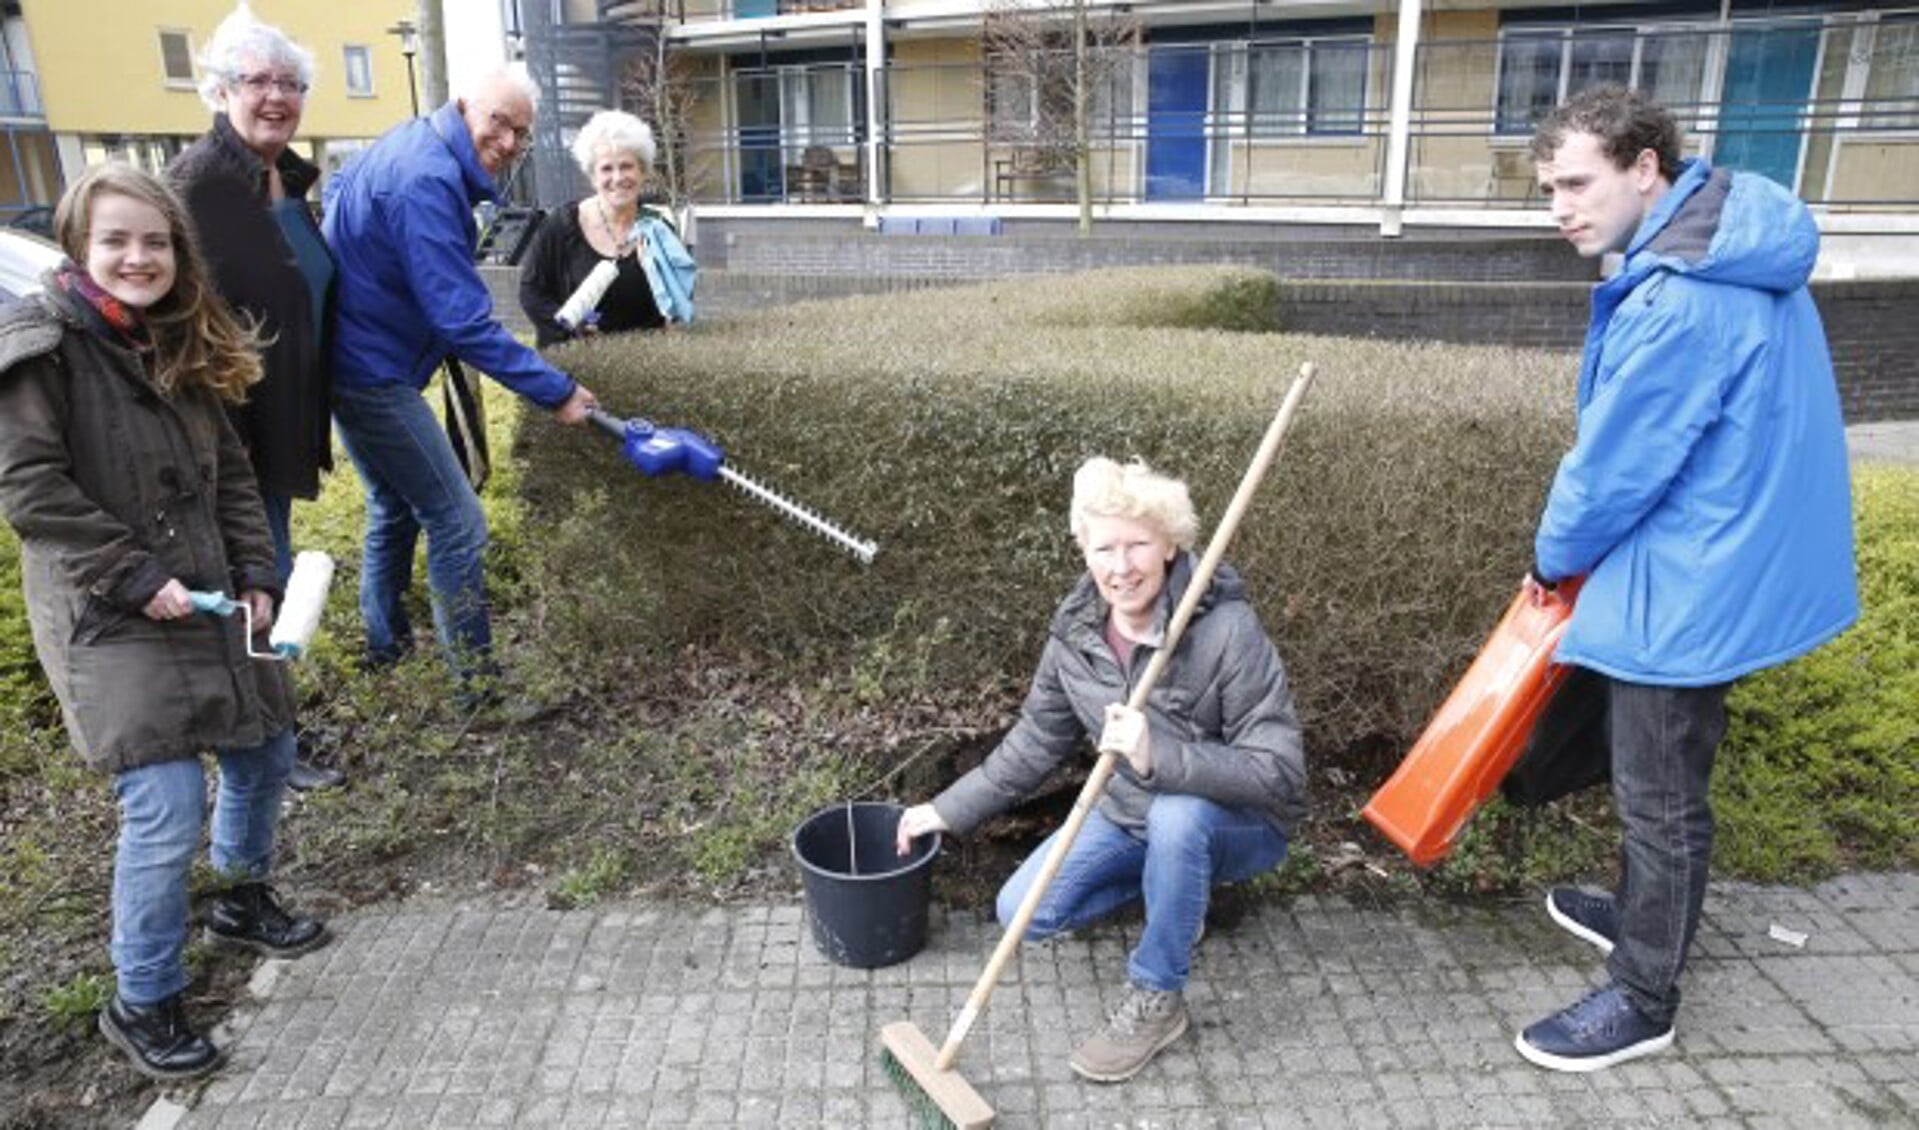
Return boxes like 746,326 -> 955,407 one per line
6,0 -> 417,226
502,0 -> 1917,255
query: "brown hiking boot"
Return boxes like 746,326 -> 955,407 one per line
1068,984 -> 1189,1083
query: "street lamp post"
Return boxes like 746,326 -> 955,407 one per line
386,20 -> 420,117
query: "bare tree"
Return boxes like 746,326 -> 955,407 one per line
621,34 -> 706,209
982,0 -> 1140,233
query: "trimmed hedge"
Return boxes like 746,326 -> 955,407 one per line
520,266 -> 1575,758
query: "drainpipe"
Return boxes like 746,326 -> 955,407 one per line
1380,0 -> 1422,237
865,0 -> 885,207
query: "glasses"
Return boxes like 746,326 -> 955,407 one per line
488,110 -> 533,148
233,73 -> 309,97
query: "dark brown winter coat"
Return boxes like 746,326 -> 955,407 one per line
168,114 -> 333,499
0,284 -> 293,772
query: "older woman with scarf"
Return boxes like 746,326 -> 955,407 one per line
169,4 -> 340,790
518,109 -> 696,346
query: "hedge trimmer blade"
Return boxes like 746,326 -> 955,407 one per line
587,409 -> 878,565
718,465 -> 878,565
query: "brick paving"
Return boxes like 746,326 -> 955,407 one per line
142,872 -> 1917,1128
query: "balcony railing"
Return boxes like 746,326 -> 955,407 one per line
0,70 -> 43,120
654,13 -> 1919,211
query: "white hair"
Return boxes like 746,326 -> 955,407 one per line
196,2 -> 317,111
571,110 -> 656,176
458,63 -> 541,111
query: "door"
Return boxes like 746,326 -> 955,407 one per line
1146,46 -> 1210,201
736,72 -> 783,201
1714,26 -> 1821,191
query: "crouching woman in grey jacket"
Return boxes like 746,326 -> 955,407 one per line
895,456 -> 1306,1084
0,164 -> 327,1082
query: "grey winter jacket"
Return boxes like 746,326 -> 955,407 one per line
0,284 -> 293,772
932,555 -> 1307,839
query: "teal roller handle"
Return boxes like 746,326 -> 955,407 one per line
188,591 -> 238,616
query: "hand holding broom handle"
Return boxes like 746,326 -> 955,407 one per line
930,361 -> 1318,1073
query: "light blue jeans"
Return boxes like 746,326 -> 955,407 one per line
110,729 -> 295,1004
332,382 -> 493,679
994,794 -> 1288,992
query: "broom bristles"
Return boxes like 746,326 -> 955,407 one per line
877,1021 -> 996,1130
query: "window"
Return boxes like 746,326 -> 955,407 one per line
344,45 -> 374,97
158,29 -> 194,88
1494,25 -> 1712,134
986,43 -> 1134,144
1862,17 -> 1919,130
1217,36 -> 1371,138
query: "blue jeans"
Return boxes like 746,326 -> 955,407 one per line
332,382 -> 492,679
111,730 -> 295,1004
1605,678 -> 1730,1026
995,795 -> 1288,992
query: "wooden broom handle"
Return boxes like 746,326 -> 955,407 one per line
935,362 -> 1317,1071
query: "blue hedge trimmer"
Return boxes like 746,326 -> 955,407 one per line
588,410 -> 878,565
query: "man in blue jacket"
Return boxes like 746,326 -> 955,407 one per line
1517,85 -> 1858,1072
323,65 -> 596,690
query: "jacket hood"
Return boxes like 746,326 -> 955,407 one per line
1053,552 -> 1247,647
1628,158 -> 1818,295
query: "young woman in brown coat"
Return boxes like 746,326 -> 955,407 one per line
0,164 -> 328,1081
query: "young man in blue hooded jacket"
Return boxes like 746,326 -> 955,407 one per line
1516,85 -> 1858,1073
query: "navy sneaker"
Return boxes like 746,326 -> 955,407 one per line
1546,888 -> 1618,955
1516,982 -> 1674,1072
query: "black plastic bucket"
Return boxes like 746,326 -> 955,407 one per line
791,801 -> 939,969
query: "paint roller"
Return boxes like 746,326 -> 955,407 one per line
187,551 -> 335,661
554,259 -> 621,334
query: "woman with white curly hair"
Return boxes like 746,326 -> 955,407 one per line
894,456 -> 1307,1085
518,108 -> 695,346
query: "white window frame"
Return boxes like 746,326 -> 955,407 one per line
1490,22 -> 1720,138
1845,11 -> 1919,138
1211,35 -> 1374,142
343,44 -> 375,98
157,28 -> 195,90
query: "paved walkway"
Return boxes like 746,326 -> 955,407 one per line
1848,419 -> 1919,465
141,872 -> 1916,1129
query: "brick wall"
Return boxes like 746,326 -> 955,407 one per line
718,231 -> 1597,283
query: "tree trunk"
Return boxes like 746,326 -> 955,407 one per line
416,0 -> 449,110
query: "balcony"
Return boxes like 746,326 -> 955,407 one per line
0,70 -> 42,120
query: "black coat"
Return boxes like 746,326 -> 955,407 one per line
169,115 -> 333,499
517,200 -> 666,348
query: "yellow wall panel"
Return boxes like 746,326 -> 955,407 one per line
23,0 -> 416,140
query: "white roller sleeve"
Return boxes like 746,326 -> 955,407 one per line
269,551 -> 334,659
555,259 -> 621,331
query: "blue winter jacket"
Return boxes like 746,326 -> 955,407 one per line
1535,158 -> 1858,686
322,103 -> 576,408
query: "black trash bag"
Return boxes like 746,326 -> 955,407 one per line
1502,665 -> 1611,806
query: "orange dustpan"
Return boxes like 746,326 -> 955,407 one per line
1363,578 -> 1583,866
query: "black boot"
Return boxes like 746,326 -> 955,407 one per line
206,883 -> 329,958
99,993 -> 223,1080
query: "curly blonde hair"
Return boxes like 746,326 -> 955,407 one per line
54,163 -> 262,403
1069,457 -> 1200,551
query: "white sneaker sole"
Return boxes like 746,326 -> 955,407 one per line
1068,1011 -> 1191,1084
1546,890 -> 1616,956
1514,1024 -> 1674,1073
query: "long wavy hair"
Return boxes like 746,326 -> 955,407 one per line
53,163 -> 262,403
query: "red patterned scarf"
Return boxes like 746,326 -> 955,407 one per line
55,262 -> 149,346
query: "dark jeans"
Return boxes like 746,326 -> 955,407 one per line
1604,677 -> 1731,1026
332,382 -> 493,682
